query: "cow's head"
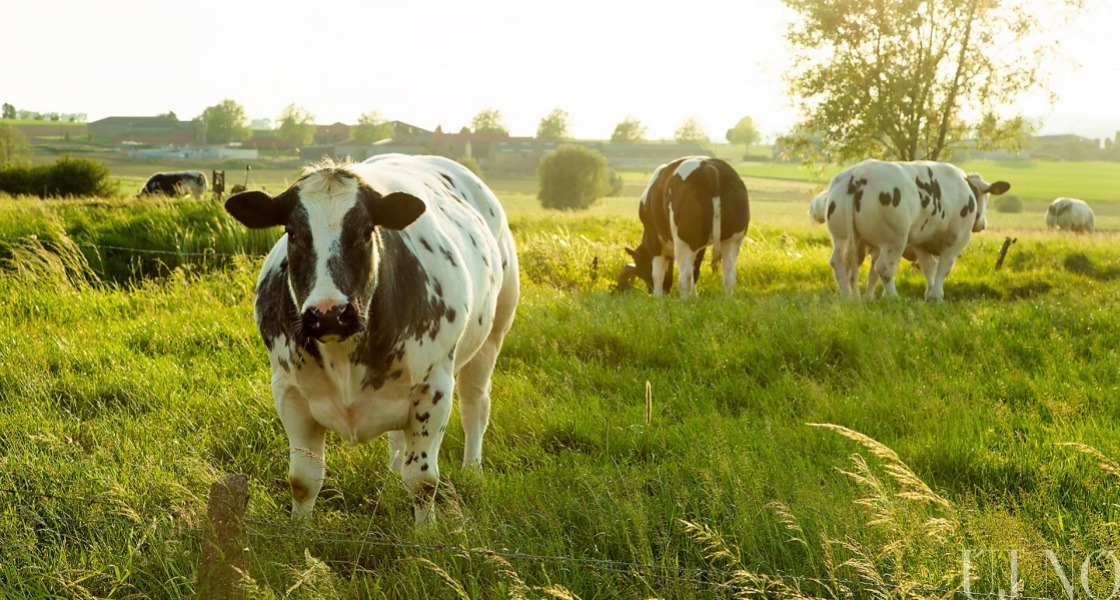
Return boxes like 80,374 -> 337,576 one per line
618,246 -> 653,292
226,165 -> 426,342
965,174 -> 1010,233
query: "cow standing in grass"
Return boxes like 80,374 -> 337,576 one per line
225,155 -> 519,523
618,156 -> 750,297
1047,197 -> 1095,233
825,159 -> 1009,300
137,171 -> 208,199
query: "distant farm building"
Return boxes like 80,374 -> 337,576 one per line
88,116 -> 204,146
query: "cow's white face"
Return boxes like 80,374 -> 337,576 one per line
965,174 -> 1011,233
225,166 -> 425,342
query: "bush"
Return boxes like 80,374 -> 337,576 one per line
537,145 -> 610,210
993,194 -> 1022,213
0,156 -> 118,198
455,155 -> 482,178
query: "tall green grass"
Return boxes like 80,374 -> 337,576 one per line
4,193 -> 1120,597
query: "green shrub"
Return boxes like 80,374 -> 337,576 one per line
537,144 -> 609,210
455,155 -> 482,178
0,156 -> 117,198
993,194 -> 1022,213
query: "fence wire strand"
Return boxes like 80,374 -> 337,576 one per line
0,485 -> 1060,599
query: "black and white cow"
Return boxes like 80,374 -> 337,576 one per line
825,159 -> 1009,300
618,156 -> 750,297
224,155 -> 519,523
137,171 -> 208,199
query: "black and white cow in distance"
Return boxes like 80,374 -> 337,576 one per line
1047,197 -> 1095,232
137,170 -> 208,199
224,155 -> 519,523
618,156 -> 749,297
825,159 -> 1009,300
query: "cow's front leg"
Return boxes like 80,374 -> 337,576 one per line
402,369 -> 454,524
650,255 -> 670,296
276,387 -> 326,519
674,239 -> 698,298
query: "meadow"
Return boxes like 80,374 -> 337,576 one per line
3,163 -> 1120,598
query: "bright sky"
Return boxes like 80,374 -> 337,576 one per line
4,0 -> 1117,142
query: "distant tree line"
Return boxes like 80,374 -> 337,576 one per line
1,103 -> 87,123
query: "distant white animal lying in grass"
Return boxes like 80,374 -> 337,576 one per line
1046,197 -> 1094,233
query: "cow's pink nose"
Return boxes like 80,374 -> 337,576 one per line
313,300 -> 344,315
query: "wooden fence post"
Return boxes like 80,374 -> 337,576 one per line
197,473 -> 250,600
995,236 -> 1018,270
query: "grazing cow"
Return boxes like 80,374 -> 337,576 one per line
618,156 -> 750,297
809,191 -> 828,224
137,171 -> 208,199
1047,197 -> 1094,233
825,159 -> 1009,300
224,155 -> 519,523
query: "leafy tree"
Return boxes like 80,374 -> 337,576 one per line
781,0 -> 1082,162
470,108 -> 508,135
610,117 -> 646,143
0,124 -> 31,166
537,144 -> 610,210
351,111 -> 395,143
536,109 -> 570,141
674,118 -> 710,144
726,115 -> 760,147
1,103 -> 15,120
277,103 -> 316,146
198,99 -> 251,144
158,111 -> 178,121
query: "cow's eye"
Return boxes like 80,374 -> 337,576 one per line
286,228 -> 310,247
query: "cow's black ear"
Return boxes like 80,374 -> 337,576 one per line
361,186 -> 426,230
225,189 -> 295,229
624,246 -> 638,259
988,181 -> 1011,196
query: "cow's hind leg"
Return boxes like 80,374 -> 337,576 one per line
388,430 -> 405,473
871,245 -> 906,298
719,233 -> 746,295
674,239 -> 698,298
459,277 -> 518,468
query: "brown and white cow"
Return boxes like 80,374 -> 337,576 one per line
225,155 -> 519,523
618,156 -> 750,297
825,159 -> 1009,300
137,171 -> 208,199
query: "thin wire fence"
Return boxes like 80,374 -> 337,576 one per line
0,485 -> 1058,600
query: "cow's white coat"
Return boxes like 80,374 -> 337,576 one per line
825,159 -> 1009,301
1046,197 -> 1094,232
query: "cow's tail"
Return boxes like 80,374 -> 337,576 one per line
706,163 -> 722,263
842,174 -> 862,277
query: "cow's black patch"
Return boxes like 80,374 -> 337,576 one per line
854,189 -> 863,212
439,245 -> 457,267
419,238 -> 433,253
446,308 -> 456,323
892,188 -> 901,207
960,197 -> 975,217
827,201 -> 836,219
432,390 -> 444,404
416,412 -> 430,423
256,258 -> 322,366
879,191 -> 892,206
356,231 -> 453,389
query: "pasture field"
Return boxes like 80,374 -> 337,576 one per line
740,161 -> 1120,204
5,180 -> 1120,598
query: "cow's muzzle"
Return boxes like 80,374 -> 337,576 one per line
302,302 -> 361,342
